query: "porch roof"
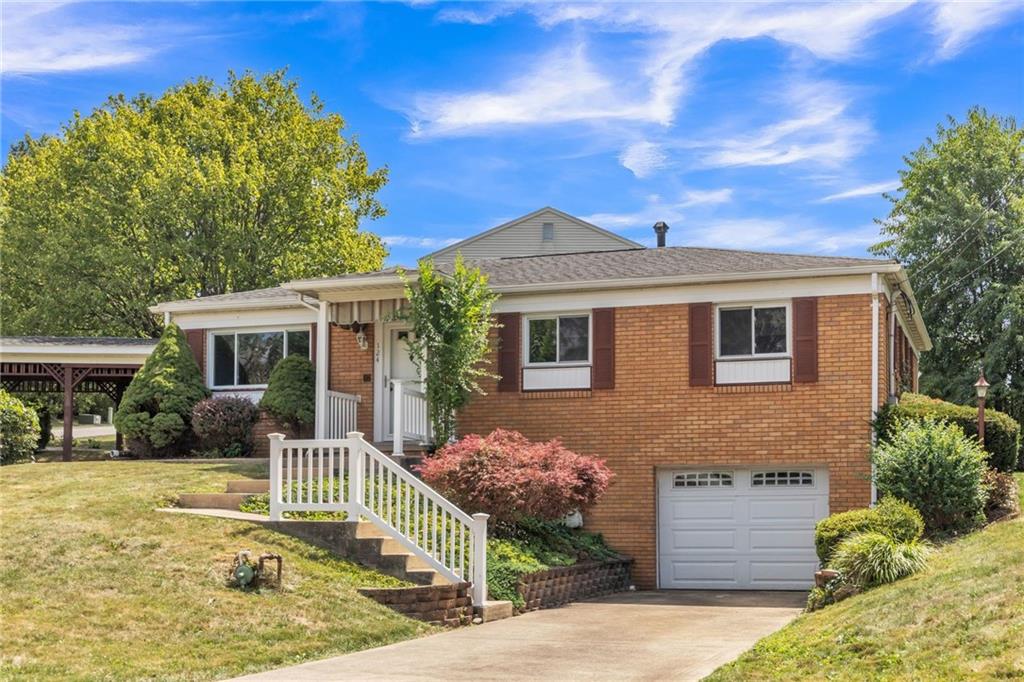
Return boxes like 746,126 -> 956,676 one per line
0,336 -> 157,365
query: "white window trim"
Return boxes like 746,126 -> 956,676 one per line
522,312 -> 592,368
208,325 -> 312,390
714,301 -> 792,361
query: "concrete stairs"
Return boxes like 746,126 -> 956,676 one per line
175,480 -> 445,586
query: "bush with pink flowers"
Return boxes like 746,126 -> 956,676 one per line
417,429 -> 613,526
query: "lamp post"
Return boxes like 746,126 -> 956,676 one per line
974,369 -> 990,447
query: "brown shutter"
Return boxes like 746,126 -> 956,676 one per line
185,329 -> 206,378
688,303 -> 713,387
792,297 -> 819,383
496,313 -> 520,392
310,322 -> 318,363
592,308 -> 615,389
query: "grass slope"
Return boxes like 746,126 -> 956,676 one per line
707,474 -> 1024,681
0,460 -> 432,681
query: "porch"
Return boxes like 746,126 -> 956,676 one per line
299,273 -> 432,456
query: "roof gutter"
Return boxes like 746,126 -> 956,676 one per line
489,263 -> 902,294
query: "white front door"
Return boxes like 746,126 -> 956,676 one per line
657,467 -> 829,590
383,328 -> 420,438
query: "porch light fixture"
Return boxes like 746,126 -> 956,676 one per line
974,368 -> 990,446
351,322 -> 369,351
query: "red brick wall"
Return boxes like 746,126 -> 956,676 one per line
328,323 -> 375,437
252,410 -> 302,457
457,294 -> 877,589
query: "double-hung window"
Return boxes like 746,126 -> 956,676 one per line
211,328 -> 310,388
718,305 -> 788,358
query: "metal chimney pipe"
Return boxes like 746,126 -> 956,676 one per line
653,221 -> 669,248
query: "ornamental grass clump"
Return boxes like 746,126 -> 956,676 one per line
417,429 -> 613,526
814,496 -> 924,565
829,531 -> 930,589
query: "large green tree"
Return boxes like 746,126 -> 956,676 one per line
873,108 -> 1024,423
1,70 -> 388,338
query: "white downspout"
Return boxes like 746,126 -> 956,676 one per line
888,298 -> 896,399
870,273 -> 880,505
315,301 -> 329,439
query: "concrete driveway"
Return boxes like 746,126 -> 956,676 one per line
229,590 -> 805,682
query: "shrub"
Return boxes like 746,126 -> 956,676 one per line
0,390 -> 40,464
873,417 -> 988,534
829,531 -> 929,588
982,468 -> 1020,522
259,355 -> 315,430
114,324 -> 209,457
814,496 -> 924,565
875,392 -> 1020,472
417,429 -> 613,525
191,396 -> 259,457
34,405 -> 52,450
486,539 -> 546,606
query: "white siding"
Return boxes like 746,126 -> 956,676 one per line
431,208 -> 638,262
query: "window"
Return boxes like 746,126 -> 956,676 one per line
211,328 -> 310,387
526,314 -> 590,364
718,305 -> 787,357
752,471 -> 814,487
542,222 -> 555,241
674,471 -> 733,488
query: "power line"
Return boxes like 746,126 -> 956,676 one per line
904,170 -> 1022,279
929,237 -> 1019,299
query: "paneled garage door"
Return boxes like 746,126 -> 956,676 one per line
657,468 -> 829,590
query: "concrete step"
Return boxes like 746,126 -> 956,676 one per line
177,492 -> 256,510
225,479 -> 270,494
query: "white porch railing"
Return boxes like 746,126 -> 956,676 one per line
325,390 -> 360,439
391,379 -> 431,455
267,432 -> 488,605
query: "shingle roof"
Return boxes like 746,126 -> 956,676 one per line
157,286 -> 299,308
466,247 -> 893,288
0,336 -> 158,347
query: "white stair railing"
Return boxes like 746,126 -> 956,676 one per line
390,379 -> 431,455
325,390 -> 360,439
268,432 -> 488,605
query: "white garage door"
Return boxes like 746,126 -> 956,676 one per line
657,468 -> 828,590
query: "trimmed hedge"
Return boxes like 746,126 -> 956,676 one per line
259,355 -> 315,430
875,392 -> 1020,472
114,324 -> 209,457
814,496 -> 924,565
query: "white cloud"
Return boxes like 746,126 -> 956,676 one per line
408,2 -> 916,141
382,235 -> 462,248
930,1 -> 1023,61
690,219 -> 877,253
409,42 -> 669,138
1,2 -> 191,75
697,79 -> 873,169
817,180 -> 900,203
582,188 -> 733,229
619,141 -> 668,178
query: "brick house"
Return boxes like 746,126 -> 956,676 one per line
152,207 -> 930,590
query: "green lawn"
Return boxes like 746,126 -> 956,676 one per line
706,473 -> 1024,681
0,459 -> 433,681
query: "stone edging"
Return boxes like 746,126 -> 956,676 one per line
359,582 -> 473,627
517,557 -> 633,613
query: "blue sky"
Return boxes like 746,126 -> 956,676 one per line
2,1 -> 1022,266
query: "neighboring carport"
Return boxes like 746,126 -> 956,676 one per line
0,337 -> 156,460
